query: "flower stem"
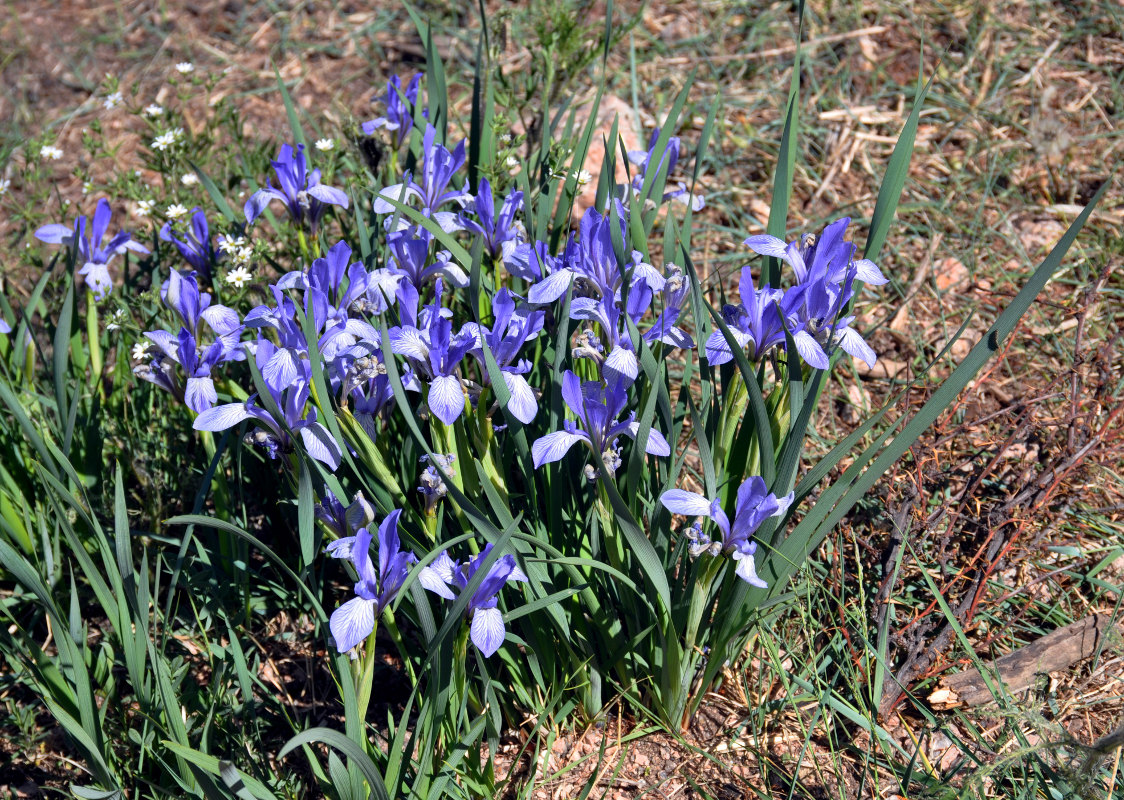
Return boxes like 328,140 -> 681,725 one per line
355,618 -> 380,724
85,289 -> 103,393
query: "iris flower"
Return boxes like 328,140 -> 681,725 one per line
660,476 -> 794,587
418,543 -> 527,657
463,288 -> 544,424
532,371 -> 671,474
160,207 -> 219,278
35,198 -> 149,299
362,75 -> 422,148
244,143 -> 349,233
325,510 -> 417,652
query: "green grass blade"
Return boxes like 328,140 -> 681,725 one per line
864,72 -> 936,261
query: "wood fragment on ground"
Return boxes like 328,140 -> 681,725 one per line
928,614 -> 1123,709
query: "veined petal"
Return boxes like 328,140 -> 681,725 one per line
389,327 -> 430,361
603,346 -> 639,387
470,606 -> 506,657
35,223 -> 75,244
194,403 -> 254,431
743,234 -> 788,259
185,376 -> 217,413
660,489 -> 713,517
428,374 -> 465,425
200,304 -> 242,337
244,189 -> 283,224
501,371 -> 538,424
836,326 -> 877,369
330,597 -> 375,652
733,552 -> 768,588
852,258 -> 887,285
531,430 -> 587,468
307,183 -> 349,209
372,183 -> 423,214
418,563 -> 457,600
526,269 -> 574,305
263,348 -> 301,391
792,330 -> 830,370
625,422 -> 671,457
299,423 -> 343,471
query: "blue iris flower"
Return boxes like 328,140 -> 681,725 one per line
325,509 -> 417,652
193,344 -> 342,470
35,198 -> 150,299
532,370 -> 671,475
463,288 -> 545,424
136,270 -> 243,413
744,218 -> 886,369
373,124 -> 469,233
361,75 -> 422,149
160,207 -> 219,278
388,280 -> 475,425
527,206 -> 663,306
660,476 -> 794,587
459,178 -> 524,259
244,143 -> 349,233
418,543 -> 528,657
703,265 -> 794,367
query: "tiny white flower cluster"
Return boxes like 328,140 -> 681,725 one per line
82,181 -> 94,195
181,173 -> 199,186
144,104 -> 164,117
151,127 -> 185,151
103,91 -> 124,111
40,145 -> 64,161
106,309 -> 126,331
166,203 -> 189,220
224,265 -> 253,289
135,199 -> 155,217
573,169 -> 592,186
131,342 -> 149,361
0,178 -> 10,196
218,235 -> 253,268
174,62 -> 194,75
315,138 -> 334,152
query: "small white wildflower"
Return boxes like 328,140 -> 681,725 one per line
106,309 -> 125,331
181,173 -> 199,186
135,199 -> 155,217
573,169 -> 592,186
505,155 -> 519,168
166,203 -> 189,220
103,91 -> 124,111
217,235 -> 245,254
174,62 -> 194,74
315,138 -> 334,152
226,265 -> 253,289
0,178 -> 10,196
40,145 -> 63,161
131,342 -> 148,361
500,133 -> 513,143
151,127 -> 185,152
143,103 -> 164,117
82,181 -> 93,195
232,246 -> 254,266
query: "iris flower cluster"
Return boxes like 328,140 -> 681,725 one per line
706,217 -> 887,370
122,74 -> 884,660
